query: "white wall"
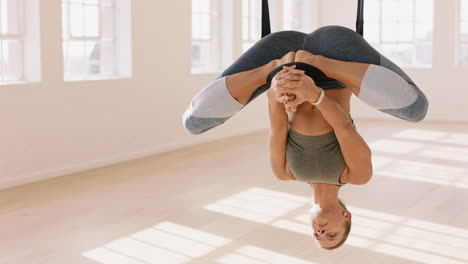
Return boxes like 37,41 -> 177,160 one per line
0,0 -> 270,190
1,0 -> 467,190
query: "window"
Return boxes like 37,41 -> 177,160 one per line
0,0 -> 40,84
459,0 -> 468,65
192,0 -> 231,74
364,0 -> 434,67
62,0 -> 132,81
242,0 -> 261,52
283,0 -> 315,32
192,0 -> 215,73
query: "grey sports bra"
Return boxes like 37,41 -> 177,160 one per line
286,128 -> 346,186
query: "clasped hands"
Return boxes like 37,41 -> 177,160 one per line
267,51 -> 323,112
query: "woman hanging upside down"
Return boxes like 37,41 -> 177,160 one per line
182,26 -> 429,249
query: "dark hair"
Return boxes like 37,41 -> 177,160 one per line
322,199 -> 352,250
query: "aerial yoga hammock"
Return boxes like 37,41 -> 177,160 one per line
182,0 -> 429,135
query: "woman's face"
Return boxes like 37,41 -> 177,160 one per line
309,205 -> 348,248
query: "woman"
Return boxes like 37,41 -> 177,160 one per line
266,51 -> 372,250
182,26 -> 428,249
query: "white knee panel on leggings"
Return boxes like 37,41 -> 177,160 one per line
359,65 -> 418,110
183,77 -> 244,119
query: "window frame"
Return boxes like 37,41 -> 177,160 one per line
62,0 -> 118,81
365,0 -> 434,68
457,0 -> 468,66
241,0 -> 261,53
191,0 -> 224,74
0,0 -> 25,83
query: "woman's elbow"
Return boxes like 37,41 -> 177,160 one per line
274,172 -> 290,181
355,170 -> 373,185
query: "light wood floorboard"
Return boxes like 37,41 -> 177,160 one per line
1,119 -> 468,264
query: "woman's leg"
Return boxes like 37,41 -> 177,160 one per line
183,31 -> 306,134
302,26 -> 428,122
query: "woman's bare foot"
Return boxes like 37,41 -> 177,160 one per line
294,50 -> 325,73
263,51 -> 297,75
226,52 -> 297,105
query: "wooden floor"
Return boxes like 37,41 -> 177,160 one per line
1,119 -> 468,264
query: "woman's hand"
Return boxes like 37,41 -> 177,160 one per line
275,73 -> 322,110
270,65 -> 305,112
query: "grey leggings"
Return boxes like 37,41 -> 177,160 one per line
183,25 -> 429,134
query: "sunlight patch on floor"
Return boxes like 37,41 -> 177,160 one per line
216,245 -> 318,264
348,207 -> 468,264
82,221 -> 231,264
204,187 -> 309,224
372,156 -> 468,188
270,205 -> 468,264
369,139 -> 425,154
393,129 -> 468,146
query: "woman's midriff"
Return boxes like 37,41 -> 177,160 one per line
288,88 -> 353,185
289,88 -> 352,136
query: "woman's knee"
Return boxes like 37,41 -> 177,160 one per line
308,25 -> 357,40
221,31 -> 306,77
304,26 -> 379,63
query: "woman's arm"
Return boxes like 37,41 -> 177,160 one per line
316,96 -> 372,185
266,87 -> 296,181
277,76 -> 372,185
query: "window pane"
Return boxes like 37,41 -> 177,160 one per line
199,0 -> 210,13
1,40 -> 22,81
283,0 -> 310,31
200,14 -> 210,40
101,0 -> 114,5
365,22 -> 380,44
461,0 -> 468,21
62,2 -> 69,38
381,43 -> 415,66
84,0 -> 99,4
415,22 -> 432,41
249,0 -> 260,40
242,0 -> 249,17
86,41 -> 100,75
192,42 -> 201,69
192,0 -> 228,73
461,22 -> 468,41
70,3 -> 85,37
1,0 -> 20,34
242,0 -> 249,40
242,14 -> 249,40
101,6 -> 114,39
381,22 -> 398,42
415,42 -> 432,65
84,5 -> 99,37
415,0 -> 434,23
249,16 -> 260,41
459,44 -> 468,65
100,41 -> 114,76
192,14 -> 201,39
64,41 -> 86,76
365,0 -> 380,22
397,0 -> 414,22
398,22 -> 413,42
382,0 -> 399,22
192,0 -> 201,13
242,0 -> 260,41
192,41 -> 211,72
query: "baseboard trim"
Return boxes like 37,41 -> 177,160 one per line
0,126 -> 266,191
